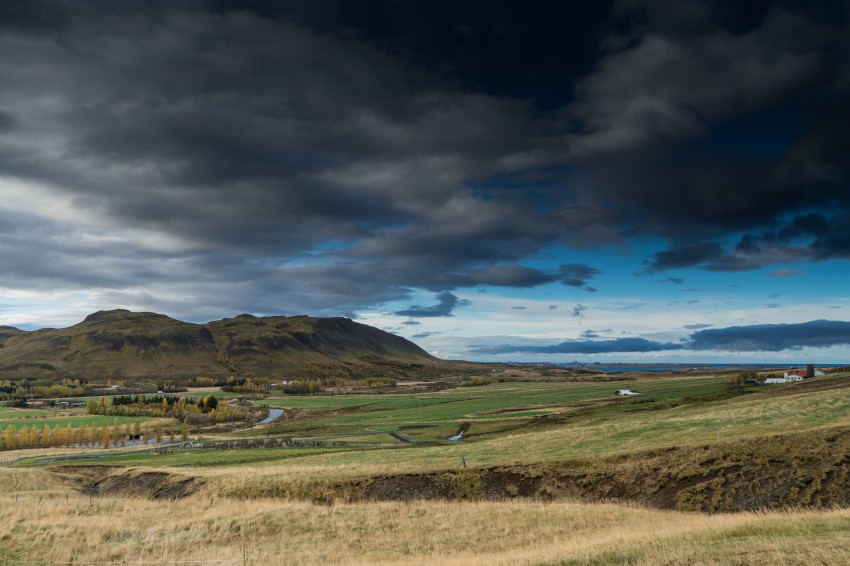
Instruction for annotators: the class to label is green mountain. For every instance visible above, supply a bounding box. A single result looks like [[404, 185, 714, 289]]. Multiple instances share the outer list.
[[0, 309, 440, 381]]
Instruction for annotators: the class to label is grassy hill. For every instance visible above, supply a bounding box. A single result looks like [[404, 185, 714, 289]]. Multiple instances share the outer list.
[[0, 309, 441, 381]]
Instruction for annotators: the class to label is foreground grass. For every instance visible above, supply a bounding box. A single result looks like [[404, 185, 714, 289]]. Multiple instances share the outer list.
[[2, 486, 850, 565]]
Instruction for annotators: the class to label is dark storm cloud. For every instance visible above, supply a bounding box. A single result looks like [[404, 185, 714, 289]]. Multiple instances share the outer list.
[[731, 212, 850, 267], [0, 0, 69, 33], [394, 292, 469, 318], [644, 242, 724, 272], [562, 0, 850, 270], [0, 1, 571, 315], [473, 337, 684, 355], [468, 264, 556, 288], [1, 0, 849, 321], [688, 320, 850, 352], [481, 319, 850, 355], [558, 263, 601, 291], [0, 111, 14, 131]]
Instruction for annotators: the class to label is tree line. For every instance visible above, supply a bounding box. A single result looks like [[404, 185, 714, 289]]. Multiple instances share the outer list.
[[0, 418, 188, 451]]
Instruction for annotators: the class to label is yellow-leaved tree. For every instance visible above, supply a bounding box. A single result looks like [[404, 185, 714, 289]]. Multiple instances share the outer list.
[[3, 426, 15, 450], [112, 418, 121, 446]]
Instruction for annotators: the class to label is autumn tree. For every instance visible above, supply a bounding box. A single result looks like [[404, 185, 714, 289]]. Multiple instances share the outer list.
[[100, 424, 111, 448], [18, 427, 29, 449], [86, 424, 98, 447], [112, 418, 121, 446], [3, 426, 15, 450]]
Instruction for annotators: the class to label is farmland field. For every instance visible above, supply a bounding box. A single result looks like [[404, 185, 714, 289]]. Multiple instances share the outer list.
[[0, 413, 152, 431], [3, 369, 850, 564]]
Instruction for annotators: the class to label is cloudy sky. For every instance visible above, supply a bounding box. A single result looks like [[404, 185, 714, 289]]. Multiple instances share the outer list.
[[2, 0, 850, 362]]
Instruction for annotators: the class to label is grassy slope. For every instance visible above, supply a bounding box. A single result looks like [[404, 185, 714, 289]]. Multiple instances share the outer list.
[[5, 373, 850, 564], [0, 310, 222, 380], [207, 313, 441, 379], [0, 310, 444, 381]]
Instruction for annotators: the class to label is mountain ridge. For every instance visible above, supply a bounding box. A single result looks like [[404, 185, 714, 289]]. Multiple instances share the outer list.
[[0, 309, 441, 382]]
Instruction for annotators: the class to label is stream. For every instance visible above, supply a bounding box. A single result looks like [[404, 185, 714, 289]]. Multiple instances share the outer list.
[[258, 408, 285, 425]]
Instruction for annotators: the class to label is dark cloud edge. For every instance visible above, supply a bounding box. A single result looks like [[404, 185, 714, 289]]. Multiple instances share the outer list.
[[471, 319, 850, 354]]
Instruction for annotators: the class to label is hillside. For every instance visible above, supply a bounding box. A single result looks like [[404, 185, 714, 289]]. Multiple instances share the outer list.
[[0, 309, 440, 381]]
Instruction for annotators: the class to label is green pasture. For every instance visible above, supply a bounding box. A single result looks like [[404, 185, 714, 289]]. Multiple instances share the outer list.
[[247, 376, 850, 474], [17, 446, 365, 468], [17, 372, 850, 478], [0, 408, 71, 419], [256, 376, 728, 438], [0, 414, 152, 431]]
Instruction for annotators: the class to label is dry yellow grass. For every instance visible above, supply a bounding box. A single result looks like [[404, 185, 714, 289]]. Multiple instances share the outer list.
[[3, 478, 850, 566]]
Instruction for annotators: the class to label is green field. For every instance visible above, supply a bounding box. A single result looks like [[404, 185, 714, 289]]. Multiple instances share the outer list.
[[4, 370, 850, 565], [53, 372, 841, 478], [0, 412, 152, 430], [256, 375, 729, 440], [6, 372, 811, 471], [0, 406, 153, 435], [0, 407, 79, 419]]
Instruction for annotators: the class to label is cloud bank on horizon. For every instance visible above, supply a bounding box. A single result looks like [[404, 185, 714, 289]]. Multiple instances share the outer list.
[[1, 0, 849, 360], [474, 320, 850, 355]]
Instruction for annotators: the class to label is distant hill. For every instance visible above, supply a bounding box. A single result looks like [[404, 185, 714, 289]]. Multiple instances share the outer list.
[[0, 309, 442, 381]]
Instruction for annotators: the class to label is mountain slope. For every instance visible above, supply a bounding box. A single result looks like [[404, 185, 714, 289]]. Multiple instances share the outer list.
[[0, 310, 439, 381]]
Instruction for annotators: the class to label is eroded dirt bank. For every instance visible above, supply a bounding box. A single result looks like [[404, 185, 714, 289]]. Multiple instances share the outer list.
[[55, 426, 850, 513], [56, 465, 205, 499]]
